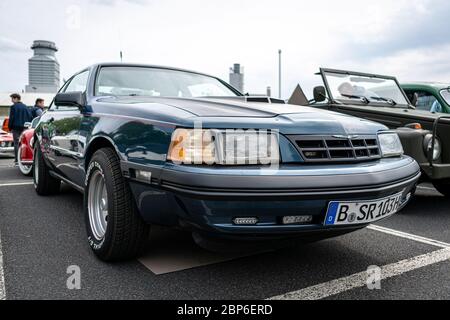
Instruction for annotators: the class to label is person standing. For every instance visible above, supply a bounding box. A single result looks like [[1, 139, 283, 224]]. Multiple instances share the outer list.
[[8, 93, 32, 165], [30, 98, 45, 118]]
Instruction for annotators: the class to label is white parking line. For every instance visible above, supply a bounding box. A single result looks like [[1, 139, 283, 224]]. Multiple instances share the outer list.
[[417, 186, 438, 192], [0, 182, 34, 188], [368, 225, 450, 249], [269, 225, 450, 300], [0, 231, 6, 300], [268, 248, 450, 300]]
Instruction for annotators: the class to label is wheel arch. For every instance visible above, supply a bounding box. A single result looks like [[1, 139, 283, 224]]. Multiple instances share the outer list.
[[84, 135, 123, 170]]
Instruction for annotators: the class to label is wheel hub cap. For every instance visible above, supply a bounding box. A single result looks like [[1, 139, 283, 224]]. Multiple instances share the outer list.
[[88, 171, 108, 241]]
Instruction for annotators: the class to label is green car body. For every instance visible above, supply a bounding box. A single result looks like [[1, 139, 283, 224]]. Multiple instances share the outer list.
[[401, 83, 450, 114]]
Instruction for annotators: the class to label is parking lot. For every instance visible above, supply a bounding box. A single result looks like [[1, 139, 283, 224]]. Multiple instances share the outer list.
[[0, 155, 449, 300]]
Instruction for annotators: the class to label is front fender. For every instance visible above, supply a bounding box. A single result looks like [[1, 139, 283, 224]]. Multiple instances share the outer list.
[[80, 113, 175, 172]]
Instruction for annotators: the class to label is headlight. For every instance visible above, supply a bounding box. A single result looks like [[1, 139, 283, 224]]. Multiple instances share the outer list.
[[167, 129, 217, 164], [167, 128, 280, 165], [424, 134, 442, 161], [0, 141, 5, 147], [378, 132, 404, 157]]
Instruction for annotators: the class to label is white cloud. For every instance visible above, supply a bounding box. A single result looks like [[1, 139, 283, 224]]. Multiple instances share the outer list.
[[90, 0, 148, 5], [0, 36, 28, 52], [0, 0, 449, 96], [354, 44, 450, 83]]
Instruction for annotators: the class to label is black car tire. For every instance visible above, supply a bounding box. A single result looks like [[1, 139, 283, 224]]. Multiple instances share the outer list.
[[33, 144, 61, 195], [84, 148, 150, 261], [433, 180, 450, 197]]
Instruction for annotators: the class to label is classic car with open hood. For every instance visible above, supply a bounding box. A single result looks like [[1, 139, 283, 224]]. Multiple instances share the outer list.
[[33, 63, 420, 261], [303, 68, 450, 197]]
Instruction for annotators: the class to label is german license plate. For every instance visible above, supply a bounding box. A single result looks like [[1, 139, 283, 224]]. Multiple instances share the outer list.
[[324, 192, 403, 226]]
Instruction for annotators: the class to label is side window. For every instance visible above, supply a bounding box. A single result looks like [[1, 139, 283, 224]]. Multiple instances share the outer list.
[[52, 71, 89, 111], [48, 80, 70, 111], [64, 71, 89, 93], [414, 91, 441, 112]]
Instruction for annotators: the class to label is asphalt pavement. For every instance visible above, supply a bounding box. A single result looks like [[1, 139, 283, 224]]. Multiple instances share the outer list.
[[0, 156, 449, 300]]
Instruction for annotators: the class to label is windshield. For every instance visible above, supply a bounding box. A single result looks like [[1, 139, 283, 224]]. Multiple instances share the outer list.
[[95, 66, 239, 98], [440, 89, 450, 105], [323, 71, 409, 106], [31, 117, 40, 128]]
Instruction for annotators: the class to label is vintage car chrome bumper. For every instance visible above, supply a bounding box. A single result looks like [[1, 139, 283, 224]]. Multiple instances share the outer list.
[[0, 146, 14, 154], [123, 156, 420, 238]]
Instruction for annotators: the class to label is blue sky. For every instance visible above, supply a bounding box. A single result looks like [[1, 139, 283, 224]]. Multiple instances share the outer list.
[[1, 0, 450, 98]]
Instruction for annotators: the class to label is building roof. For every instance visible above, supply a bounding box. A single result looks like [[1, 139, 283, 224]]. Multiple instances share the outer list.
[[31, 40, 58, 51]]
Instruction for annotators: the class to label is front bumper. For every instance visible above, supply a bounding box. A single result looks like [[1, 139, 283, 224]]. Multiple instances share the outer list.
[[124, 156, 420, 239], [0, 146, 14, 154], [420, 163, 450, 180]]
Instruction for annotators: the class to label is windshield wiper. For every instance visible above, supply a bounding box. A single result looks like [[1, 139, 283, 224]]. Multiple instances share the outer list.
[[341, 94, 370, 104], [369, 96, 397, 106]]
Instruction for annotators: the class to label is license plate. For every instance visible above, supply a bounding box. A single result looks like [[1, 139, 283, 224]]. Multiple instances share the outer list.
[[324, 192, 403, 226]]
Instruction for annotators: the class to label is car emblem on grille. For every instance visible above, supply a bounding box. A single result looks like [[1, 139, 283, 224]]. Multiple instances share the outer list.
[[332, 135, 359, 139]]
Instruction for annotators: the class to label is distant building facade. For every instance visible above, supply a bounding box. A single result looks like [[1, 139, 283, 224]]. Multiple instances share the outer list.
[[25, 40, 60, 93], [229, 63, 244, 93]]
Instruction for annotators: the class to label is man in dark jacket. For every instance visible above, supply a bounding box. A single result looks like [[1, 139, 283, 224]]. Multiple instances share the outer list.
[[8, 93, 32, 165]]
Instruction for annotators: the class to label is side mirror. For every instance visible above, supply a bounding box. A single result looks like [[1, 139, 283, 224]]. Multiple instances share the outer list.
[[410, 92, 419, 107], [54, 92, 85, 110], [313, 86, 327, 102], [24, 122, 32, 129]]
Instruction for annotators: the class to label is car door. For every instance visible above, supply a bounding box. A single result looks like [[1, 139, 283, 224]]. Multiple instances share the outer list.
[[42, 70, 89, 182]]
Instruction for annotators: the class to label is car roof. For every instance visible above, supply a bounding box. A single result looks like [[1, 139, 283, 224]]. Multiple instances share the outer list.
[[401, 82, 450, 90], [88, 62, 219, 79]]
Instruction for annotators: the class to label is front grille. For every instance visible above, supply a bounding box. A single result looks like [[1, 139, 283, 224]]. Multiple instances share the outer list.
[[0, 141, 13, 148], [289, 135, 381, 163]]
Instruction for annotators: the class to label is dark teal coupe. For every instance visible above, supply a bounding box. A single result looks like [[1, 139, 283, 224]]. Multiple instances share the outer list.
[[33, 63, 420, 261]]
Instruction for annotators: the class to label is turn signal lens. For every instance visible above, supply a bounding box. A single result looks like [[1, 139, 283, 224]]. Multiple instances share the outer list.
[[405, 123, 422, 130], [167, 129, 216, 165], [135, 170, 152, 183]]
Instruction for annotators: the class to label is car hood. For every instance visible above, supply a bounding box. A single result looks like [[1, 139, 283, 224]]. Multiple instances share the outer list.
[[96, 96, 387, 134], [99, 96, 307, 118]]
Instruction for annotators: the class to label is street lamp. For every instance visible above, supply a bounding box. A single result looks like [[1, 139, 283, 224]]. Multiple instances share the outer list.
[[278, 49, 282, 99]]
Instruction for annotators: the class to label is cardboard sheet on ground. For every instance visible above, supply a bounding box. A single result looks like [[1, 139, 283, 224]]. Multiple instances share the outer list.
[[139, 227, 264, 275]]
